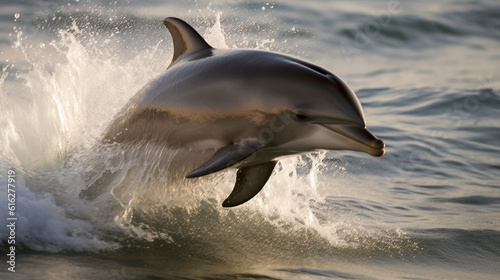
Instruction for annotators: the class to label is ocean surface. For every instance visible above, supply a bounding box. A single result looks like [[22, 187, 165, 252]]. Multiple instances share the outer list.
[[1, 0, 499, 279]]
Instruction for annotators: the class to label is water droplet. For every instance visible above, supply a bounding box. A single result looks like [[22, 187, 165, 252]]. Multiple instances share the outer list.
[[262, 6, 266, 11]]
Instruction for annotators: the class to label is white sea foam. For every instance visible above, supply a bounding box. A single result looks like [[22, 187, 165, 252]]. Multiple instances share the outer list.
[[0, 177, 113, 252]]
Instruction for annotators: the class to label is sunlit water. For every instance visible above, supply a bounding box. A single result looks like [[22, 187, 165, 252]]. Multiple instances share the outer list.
[[0, 0, 499, 279]]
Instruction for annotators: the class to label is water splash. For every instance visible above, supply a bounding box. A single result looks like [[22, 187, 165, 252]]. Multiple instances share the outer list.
[[203, 12, 228, 48], [0, 11, 170, 251]]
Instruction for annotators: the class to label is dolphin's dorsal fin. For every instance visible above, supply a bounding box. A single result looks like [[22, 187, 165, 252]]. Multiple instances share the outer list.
[[163, 17, 212, 66]]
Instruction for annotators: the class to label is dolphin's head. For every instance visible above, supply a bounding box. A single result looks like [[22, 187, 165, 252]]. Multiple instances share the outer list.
[[253, 54, 385, 157]]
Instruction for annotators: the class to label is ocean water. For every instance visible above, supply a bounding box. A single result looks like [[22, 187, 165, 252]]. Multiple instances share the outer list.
[[0, 0, 499, 279]]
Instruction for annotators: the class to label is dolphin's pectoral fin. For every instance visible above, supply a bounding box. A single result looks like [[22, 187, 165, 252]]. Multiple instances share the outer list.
[[186, 140, 264, 178], [163, 17, 213, 66], [223, 161, 277, 207]]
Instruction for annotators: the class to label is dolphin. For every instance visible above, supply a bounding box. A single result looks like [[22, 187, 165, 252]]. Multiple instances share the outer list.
[[103, 17, 385, 207]]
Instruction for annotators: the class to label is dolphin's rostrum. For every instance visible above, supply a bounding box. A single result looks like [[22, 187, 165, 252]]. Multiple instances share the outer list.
[[103, 17, 385, 207]]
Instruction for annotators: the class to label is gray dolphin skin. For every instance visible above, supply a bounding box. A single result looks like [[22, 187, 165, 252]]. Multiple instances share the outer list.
[[103, 17, 385, 207]]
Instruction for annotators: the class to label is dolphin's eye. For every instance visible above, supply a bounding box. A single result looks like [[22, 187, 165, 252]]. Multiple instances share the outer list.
[[294, 113, 309, 121]]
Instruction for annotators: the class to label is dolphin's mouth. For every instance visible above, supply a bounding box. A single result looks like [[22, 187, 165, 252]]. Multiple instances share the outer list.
[[320, 124, 385, 157]]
